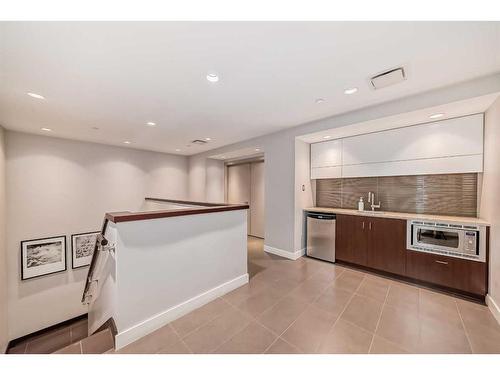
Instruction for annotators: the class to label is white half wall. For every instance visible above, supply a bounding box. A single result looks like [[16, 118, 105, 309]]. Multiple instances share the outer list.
[[5, 131, 189, 340], [111, 210, 248, 349], [0, 126, 7, 353], [480, 96, 500, 323]]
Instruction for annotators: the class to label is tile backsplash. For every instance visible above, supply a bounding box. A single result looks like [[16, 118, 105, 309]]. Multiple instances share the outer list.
[[316, 173, 478, 217]]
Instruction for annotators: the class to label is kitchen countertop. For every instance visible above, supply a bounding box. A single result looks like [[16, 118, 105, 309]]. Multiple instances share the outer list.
[[304, 207, 489, 226]]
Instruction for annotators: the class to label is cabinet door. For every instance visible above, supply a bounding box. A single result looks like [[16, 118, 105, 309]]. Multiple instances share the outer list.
[[335, 214, 368, 266], [335, 214, 352, 263], [368, 217, 406, 276], [311, 166, 342, 179], [351, 216, 368, 266], [311, 140, 342, 168]]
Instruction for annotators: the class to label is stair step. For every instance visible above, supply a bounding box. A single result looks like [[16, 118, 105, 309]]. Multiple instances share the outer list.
[[53, 328, 114, 354]]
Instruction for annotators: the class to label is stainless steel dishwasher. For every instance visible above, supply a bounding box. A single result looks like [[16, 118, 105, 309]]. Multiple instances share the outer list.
[[306, 212, 336, 262]]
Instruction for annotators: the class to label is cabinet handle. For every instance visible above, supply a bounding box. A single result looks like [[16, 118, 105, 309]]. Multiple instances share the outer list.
[[435, 260, 449, 265], [362, 221, 365, 230], [369, 222, 372, 230]]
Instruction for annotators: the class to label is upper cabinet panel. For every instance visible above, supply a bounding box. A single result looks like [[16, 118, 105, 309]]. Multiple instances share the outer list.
[[311, 139, 342, 168], [342, 114, 484, 166], [309, 114, 484, 179]]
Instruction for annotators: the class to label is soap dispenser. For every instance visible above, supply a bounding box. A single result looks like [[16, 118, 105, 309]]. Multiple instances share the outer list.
[[358, 197, 364, 211]]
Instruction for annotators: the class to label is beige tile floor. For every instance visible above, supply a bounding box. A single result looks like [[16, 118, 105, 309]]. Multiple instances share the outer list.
[[114, 237, 500, 354]]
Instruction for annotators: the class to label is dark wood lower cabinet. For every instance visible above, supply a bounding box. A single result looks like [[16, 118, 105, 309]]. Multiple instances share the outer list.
[[335, 214, 368, 266], [334, 213, 488, 299], [335, 214, 406, 275], [368, 217, 406, 276], [406, 250, 487, 296]]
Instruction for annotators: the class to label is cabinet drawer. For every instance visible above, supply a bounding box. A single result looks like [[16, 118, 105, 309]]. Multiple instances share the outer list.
[[406, 250, 487, 296]]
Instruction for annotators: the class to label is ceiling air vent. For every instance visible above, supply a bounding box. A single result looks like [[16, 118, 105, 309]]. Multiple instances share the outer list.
[[370, 67, 406, 90], [191, 139, 208, 145]]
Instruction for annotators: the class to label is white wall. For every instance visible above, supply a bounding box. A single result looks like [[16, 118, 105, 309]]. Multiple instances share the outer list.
[[188, 155, 225, 203], [480, 96, 500, 320], [6, 131, 189, 339], [189, 73, 500, 256], [294, 139, 314, 253], [0, 126, 7, 353]]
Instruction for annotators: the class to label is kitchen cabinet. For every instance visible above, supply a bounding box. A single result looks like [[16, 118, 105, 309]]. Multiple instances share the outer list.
[[311, 139, 342, 168], [335, 214, 368, 266], [334, 212, 487, 298], [311, 139, 342, 179], [342, 114, 483, 167], [335, 214, 406, 275], [368, 217, 406, 275], [406, 251, 487, 296], [310, 113, 484, 179]]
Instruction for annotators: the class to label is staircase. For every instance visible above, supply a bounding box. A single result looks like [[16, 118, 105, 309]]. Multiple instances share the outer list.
[[54, 328, 114, 354], [7, 317, 114, 354]]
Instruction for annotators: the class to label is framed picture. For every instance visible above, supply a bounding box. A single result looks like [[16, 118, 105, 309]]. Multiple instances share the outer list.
[[21, 236, 67, 280], [71, 231, 100, 269]]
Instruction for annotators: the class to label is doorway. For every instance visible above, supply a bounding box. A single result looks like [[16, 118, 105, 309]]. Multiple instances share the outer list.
[[226, 159, 264, 238]]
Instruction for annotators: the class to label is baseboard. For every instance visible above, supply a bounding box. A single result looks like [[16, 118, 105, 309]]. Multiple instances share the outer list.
[[264, 245, 305, 260], [114, 273, 249, 350], [486, 294, 500, 325]]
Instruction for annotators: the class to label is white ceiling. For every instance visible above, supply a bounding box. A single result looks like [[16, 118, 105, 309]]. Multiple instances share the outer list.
[[1, 22, 499, 155]]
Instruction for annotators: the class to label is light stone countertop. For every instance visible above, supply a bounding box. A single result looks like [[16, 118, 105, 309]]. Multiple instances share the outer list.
[[304, 207, 489, 226]]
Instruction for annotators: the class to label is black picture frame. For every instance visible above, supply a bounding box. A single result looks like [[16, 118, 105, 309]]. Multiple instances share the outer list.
[[71, 231, 100, 269], [20, 235, 67, 280]]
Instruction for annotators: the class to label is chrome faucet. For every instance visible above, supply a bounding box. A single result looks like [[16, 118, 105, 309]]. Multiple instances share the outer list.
[[368, 191, 381, 211]]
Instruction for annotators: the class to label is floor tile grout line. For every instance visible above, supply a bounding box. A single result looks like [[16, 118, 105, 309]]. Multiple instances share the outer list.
[[274, 266, 349, 353], [168, 322, 194, 354], [314, 273, 367, 353], [239, 263, 341, 353], [176, 297, 234, 341], [455, 299, 474, 354], [225, 260, 333, 325], [367, 281, 391, 354], [209, 319, 253, 354]]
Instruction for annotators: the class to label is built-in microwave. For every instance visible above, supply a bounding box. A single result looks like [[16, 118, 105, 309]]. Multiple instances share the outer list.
[[407, 220, 486, 262]]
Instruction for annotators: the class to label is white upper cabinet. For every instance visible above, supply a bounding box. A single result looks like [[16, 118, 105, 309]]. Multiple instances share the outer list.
[[342, 114, 483, 166], [310, 114, 484, 179], [311, 139, 342, 168], [310, 139, 342, 179]]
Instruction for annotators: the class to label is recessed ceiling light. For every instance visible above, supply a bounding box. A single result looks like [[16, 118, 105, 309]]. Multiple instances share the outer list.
[[205, 137, 211, 141], [206, 73, 219, 83], [255, 148, 261, 151], [146, 122, 156, 127], [344, 87, 358, 95], [323, 135, 331, 139], [315, 98, 325, 104], [123, 141, 131, 144], [175, 149, 181, 152], [40, 127, 52, 132], [429, 113, 444, 119], [28, 92, 45, 99]]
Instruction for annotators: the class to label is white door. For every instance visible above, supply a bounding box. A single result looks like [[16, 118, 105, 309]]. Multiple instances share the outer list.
[[250, 161, 265, 238], [227, 164, 251, 234]]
